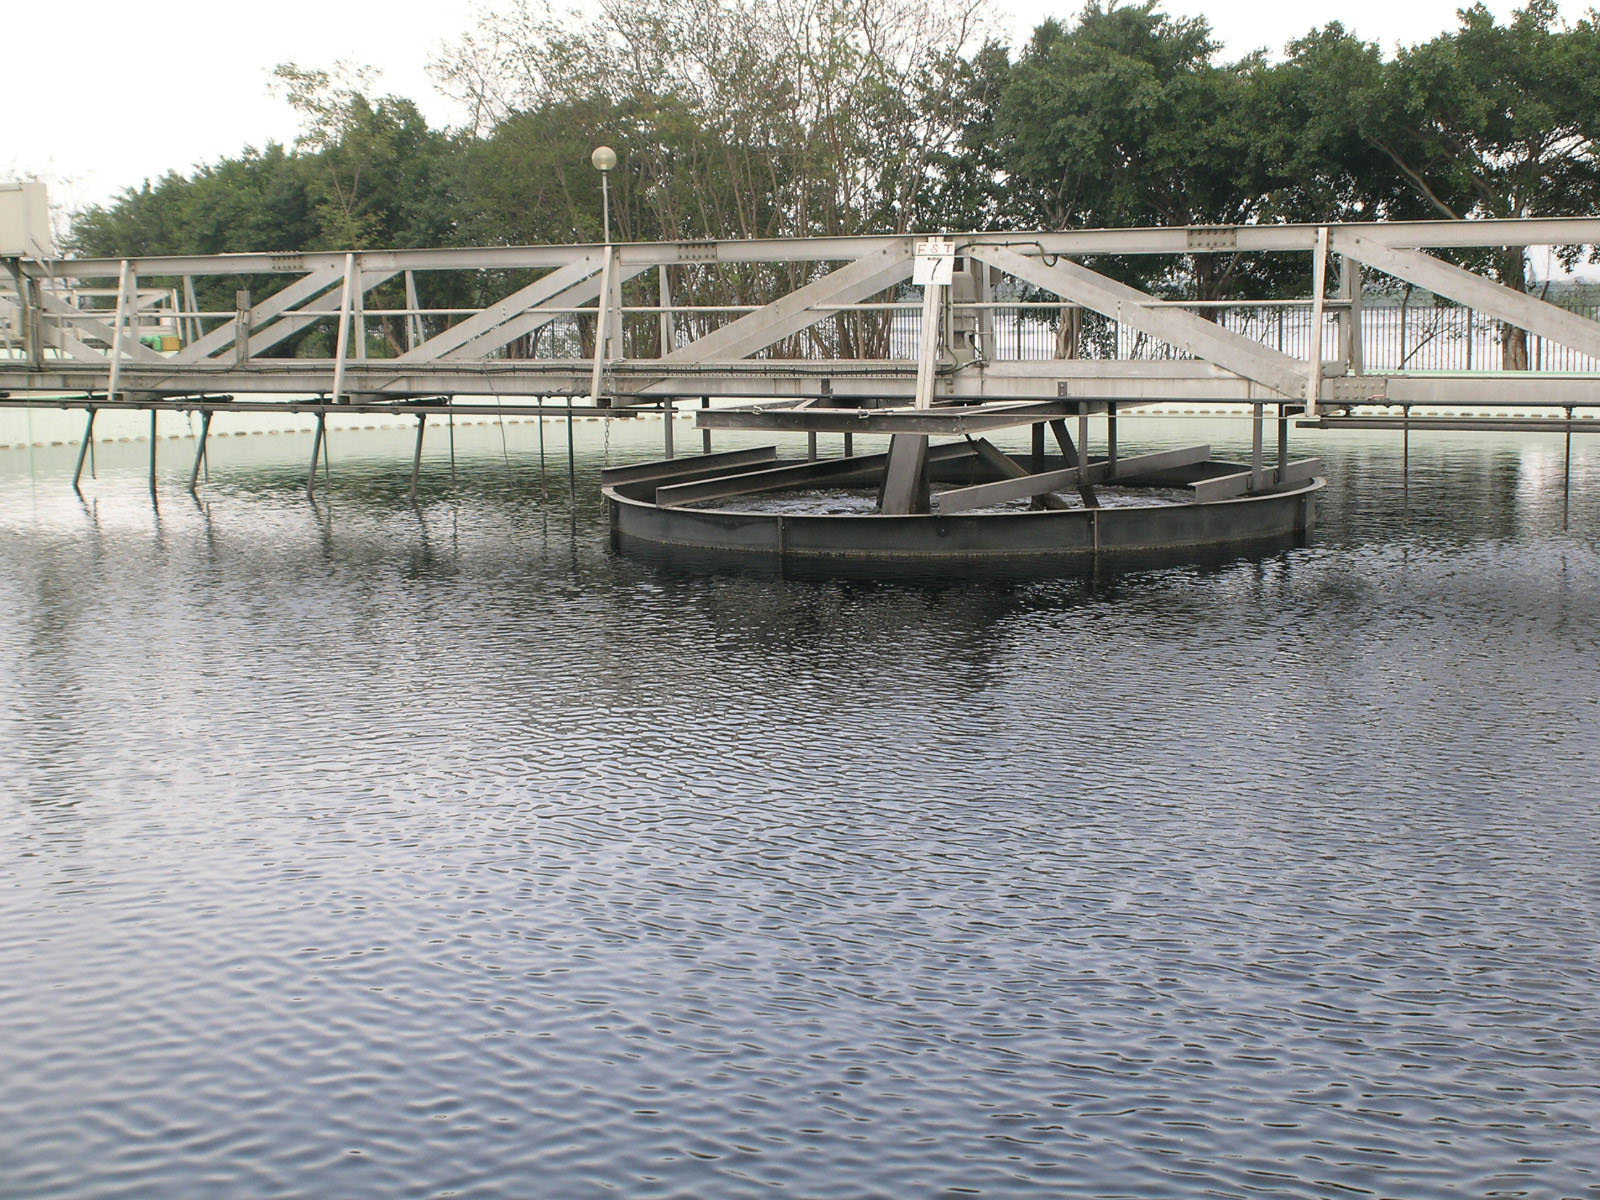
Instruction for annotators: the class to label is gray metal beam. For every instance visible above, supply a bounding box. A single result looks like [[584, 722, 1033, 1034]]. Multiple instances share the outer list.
[[971, 243, 1307, 399], [38, 217, 1600, 279], [1336, 230, 1600, 361], [652, 244, 914, 373], [654, 441, 976, 507], [172, 262, 346, 363], [396, 253, 603, 363]]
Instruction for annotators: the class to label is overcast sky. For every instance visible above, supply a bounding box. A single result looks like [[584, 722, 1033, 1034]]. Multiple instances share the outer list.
[[4, 0, 1587, 217]]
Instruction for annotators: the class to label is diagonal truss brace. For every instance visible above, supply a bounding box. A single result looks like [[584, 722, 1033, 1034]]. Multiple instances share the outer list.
[[970, 243, 1308, 399], [1335, 229, 1600, 361], [655, 243, 915, 369], [442, 260, 651, 361], [396, 253, 606, 363], [172, 262, 348, 364], [37, 291, 166, 364]]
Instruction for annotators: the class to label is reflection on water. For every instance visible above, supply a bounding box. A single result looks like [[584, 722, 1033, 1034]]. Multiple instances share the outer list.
[[1, 416, 1598, 1199]]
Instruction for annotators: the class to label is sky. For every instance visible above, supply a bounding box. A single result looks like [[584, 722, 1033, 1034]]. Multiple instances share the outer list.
[[3, 0, 1589, 222]]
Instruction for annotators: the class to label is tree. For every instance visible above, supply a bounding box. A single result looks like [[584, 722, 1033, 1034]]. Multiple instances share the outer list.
[[1281, 2, 1600, 365]]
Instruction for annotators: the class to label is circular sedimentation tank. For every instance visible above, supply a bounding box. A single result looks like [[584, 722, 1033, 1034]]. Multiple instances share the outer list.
[[604, 443, 1326, 575]]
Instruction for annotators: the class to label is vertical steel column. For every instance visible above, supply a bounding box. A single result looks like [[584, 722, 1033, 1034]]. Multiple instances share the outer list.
[[410, 413, 428, 499], [107, 260, 133, 403], [588, 250, 615, 408], [331, 253, 356, 404], [148, 409, 158, 491], [307, 411, 327, 496], [1031, 422, 1046, 472], [1305, 226, 1330, 417], [1276, 403, 1289, 485], [72, 408, 97, 489], [1338, 256, 1364, 375], [1402, 405, 1411, 497], [353, 268, 367, 362], [701, 395, 711, 454], [657, 265, 673, 355], [1250, 403, 1265, 491], [182, 276, 201, 345], [188, 410, 213, 492], [1106, 402, 1118, 472], [663, 404, 675, 459], [404, 271, 422, 351], [1563, 406, 1573, 531]]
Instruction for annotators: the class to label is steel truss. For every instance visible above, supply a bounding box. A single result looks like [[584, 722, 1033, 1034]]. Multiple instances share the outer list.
[[4, 218, 1600, 418]]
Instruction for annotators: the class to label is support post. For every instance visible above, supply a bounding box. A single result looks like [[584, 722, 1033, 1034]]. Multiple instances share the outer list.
[[331, 253, 356, 404], [1563, 406, 1573, 531], [913, 276, 944, 409], [233, 289, 252, 366], [410, 413, 427, 499], [1106, 402, 1119, 472], [1338, 256, 1363, 375], [148, 408, 158, 491], [1251, 403, 1265, 491], [663, 404, 675, 459], [589, 249, 615, 407], [807, 432, 817, 461], [1306, 226, 1330, 416], [1047, 418, 1099, 508], [975, 259, 996, 361], [657, 265, 673, 355], [1031, 422, 1046, 473], [1276, 403, 1289, 485], [879, 434, 930, 515], [701, 395, 711, 454], [404, 270, 422, 351], [188, 409, 212, 493], [107, 260, 133, 403], [182, 275, 201, 345], [308, 411, 326, 496], [72, 409, 97, 490]]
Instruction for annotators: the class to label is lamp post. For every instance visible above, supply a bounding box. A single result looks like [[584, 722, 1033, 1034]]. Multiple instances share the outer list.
[[590, 145, 617, 244]]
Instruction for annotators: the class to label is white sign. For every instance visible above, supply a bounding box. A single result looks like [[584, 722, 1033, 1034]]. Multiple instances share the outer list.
[[913, 237, 955, 287]]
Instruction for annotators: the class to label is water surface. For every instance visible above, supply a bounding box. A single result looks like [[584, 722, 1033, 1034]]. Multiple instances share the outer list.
[[1, 415, 1597, 1198]]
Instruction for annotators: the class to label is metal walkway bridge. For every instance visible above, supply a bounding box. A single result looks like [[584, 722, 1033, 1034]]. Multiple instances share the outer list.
[[3, 216, 1598, 500]]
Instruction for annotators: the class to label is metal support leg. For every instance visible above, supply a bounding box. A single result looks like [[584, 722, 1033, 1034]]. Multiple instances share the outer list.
[[1402, 405, 1411, 497], [1049, 418, 1099, 508], [567, 405, 576, 494], [879, 434, 930, 515], [1106, 403, 1118, 472], [663, 404, 675, 459], [807, 432, 817, 462], [844, 432, 854, 458], [72, 408, 97, 491], [701, 395, 711, 454], [1031, 422, 1046, 473], [188, 410, 212, 493], [1276, 404, 1289, 485], [1078, 408, 1095, 506], [409, 413, 427, 499], [1250, 403, 1265, 492], [149, 409, 158, 492], [308, 412, 326, 496], [1564, 406, 1573, 531]]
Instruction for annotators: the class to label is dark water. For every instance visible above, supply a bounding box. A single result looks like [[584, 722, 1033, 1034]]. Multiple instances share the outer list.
[[2, 417, 1598, 1199]]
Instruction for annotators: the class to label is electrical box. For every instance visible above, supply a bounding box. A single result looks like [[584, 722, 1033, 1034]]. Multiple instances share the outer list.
[[0, 181, 53, 258]]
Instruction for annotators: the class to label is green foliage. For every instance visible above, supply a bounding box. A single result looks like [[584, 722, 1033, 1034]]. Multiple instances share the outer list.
[[62, 0, 1600, 330]]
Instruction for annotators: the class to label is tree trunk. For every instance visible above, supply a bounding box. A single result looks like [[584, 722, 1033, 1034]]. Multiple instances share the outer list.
[[1500, 248, 1529, 371], [1054, 307, 1081, 359]]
